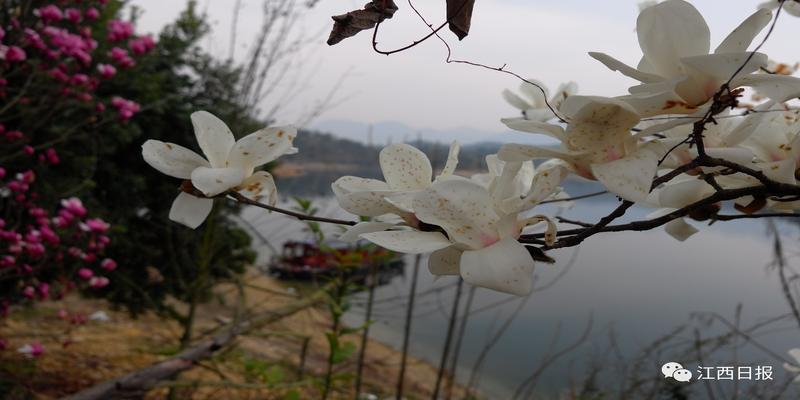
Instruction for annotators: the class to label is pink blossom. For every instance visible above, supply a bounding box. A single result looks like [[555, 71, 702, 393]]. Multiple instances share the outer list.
[[38, 283, 50, 299], [71, 74, 90, 86], [40, 227, 59, 245], [85, 7, 100, 21], [77, 268, 93, 280], [0, 167, 6, 179], [23, 146, 34, 155], [109, 47, 134, 68], [96, 63, 116, 79], [110, 96, 140, 121], [100, 258, 116, 271], [37, 5, 63, 23], [45, 148, 60, 165], [49, 68, 70, 83], [107, 20, 134, 42], [3, 46, 27, 62], [82, 252, 96, 263], [65, 8, 82, 24], [26, 242, 45, 258], [61, 197, 87, 217], [22, 286, 35, 299], [0, 256, 15, 269], [0, 26, 5, 41], [129, 35, 155, 55], [83, 218, 110, 233], [24, 29, 46, 50], [89, 276, 109, 289]]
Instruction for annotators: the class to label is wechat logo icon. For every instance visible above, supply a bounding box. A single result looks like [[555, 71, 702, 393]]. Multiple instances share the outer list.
[[662, 362, 692, 382]]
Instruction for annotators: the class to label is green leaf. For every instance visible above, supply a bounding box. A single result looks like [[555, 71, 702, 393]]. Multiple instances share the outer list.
[[332, 341, 357, 364], [282, 390, 301, 400], [265, 365, 285, 386]]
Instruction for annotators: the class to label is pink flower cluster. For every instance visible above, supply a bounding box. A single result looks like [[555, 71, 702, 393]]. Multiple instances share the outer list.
[[111, 96, 141, 121], [0, 170, 117, 311], [0, 2, 155, 117]]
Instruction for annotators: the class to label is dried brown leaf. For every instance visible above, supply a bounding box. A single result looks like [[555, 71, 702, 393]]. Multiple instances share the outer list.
[[446, 0, 475, 40], [327, 0, 399, 46]]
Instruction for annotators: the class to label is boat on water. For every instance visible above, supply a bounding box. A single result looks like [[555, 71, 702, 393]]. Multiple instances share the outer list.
[[267, 240, 405, 283]]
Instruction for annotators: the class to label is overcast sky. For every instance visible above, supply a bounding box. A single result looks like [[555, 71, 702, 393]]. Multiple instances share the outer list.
[[128, 0, 800, 134]]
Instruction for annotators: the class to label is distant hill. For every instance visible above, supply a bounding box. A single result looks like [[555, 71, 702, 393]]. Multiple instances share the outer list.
[[291, 130, 498, 172], [309, 119, 558, 147]]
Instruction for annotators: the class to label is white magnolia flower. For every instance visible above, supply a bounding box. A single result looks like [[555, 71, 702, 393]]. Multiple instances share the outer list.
[[142, 111, 296, 228], [759, 0, 800, 17], [352, 160, 567, 296], [332, 142, 459, 218], [591, 0, 800, 116], [499, 95, 666, 203], [502, 79, 577, 122], [784, 348, 800, 382]]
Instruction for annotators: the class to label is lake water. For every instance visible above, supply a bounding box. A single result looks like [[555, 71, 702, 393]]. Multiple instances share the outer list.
[[244, 178, 800, 399]]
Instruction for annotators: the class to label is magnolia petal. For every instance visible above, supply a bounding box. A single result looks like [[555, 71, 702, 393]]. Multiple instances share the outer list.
[[379, 144, 433, 191], [429, 246, 462, 276], [339, 222, 396, 243], [169, 192, 213, 229], [636, 0, 711, 78], [460, 238, 535, 296], [563, 96, 640, 129], [715, 8, 772, 54], [360, 230, 452, 254], [236, 171, 277, 205], [591, 147, 659, 203], [490, 161, 524, 213], [497, 143, 581, 163], [190, 167, 245, 197], [658, 179, 715, 208], [724, 108, 771, 146], [588, 52, 663, 83], [331, 176, 397, 217], [412, 179, 500, 250], [521, 215, 558, 246], [502, 89, 531, 111], [501, 117, 566, 140], [790, 348, 800, 364], [733, 74, 800, 103], [517, 160, 570, 211], [518, 78, 548, 109], [784, 362, 800, 375], [695, 147, 754, 166], [664, 217, 699, 241], [524, 108, 556, 123], [227, 126, 296, 174], [440, 141, 461, 177], [191, 111, 236, 168], [141, 140, 209, 179], [618, 91, 698, 117], [383, 191, 416, 213], [758, 159, 797, 184], [678, 53, 767, 103]]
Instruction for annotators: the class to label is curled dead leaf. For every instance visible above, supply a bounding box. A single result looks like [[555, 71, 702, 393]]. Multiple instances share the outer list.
[[447, 0, 475, 40], [327, 0, 399, 46]]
